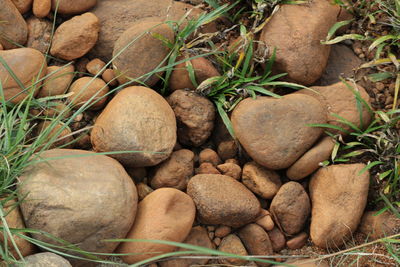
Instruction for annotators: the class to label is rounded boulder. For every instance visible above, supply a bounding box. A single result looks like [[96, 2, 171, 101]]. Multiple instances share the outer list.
[[0, 0, 28, 49]]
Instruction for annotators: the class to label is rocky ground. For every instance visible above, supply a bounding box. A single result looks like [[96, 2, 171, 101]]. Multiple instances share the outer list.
[[0, 0, 399, 266]]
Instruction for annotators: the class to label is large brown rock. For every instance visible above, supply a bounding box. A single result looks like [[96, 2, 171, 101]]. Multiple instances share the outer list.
[[159, 226, 214, 267], [0, 0, 28, 49], [167, 90, 215, 147], [150, 149, 195, 190], [0, 48, 47, 104], [91, 86, 176, 167], [297, 82, 372, 135], [187, 174, 261, 227], [231, 94, 326, 170], [259, 0, 340, 85], [242, 161, 282, 199], [358, 211, 400, 240], [20, 253, 71, 267], [117, 188, 196, 264], [11, 0, 33, 14], [51, 0, 97, 15], [50, 12, 99, 61], [310, 164, 370, 248], [270, 182, 311, 235], [18, 149, 137, 261], [113, 19, 174, 87], [26, 16, 52, 54]]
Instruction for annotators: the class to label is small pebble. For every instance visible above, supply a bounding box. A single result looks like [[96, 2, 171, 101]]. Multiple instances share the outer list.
[[286, 232, 308, 250], [215, 225, 231, 238], [102, 69, 118, 86], [199, 148, 221, 166], [33, 0, 51, 18], [214, 237, 221, 246], [86, 58, 106, 76], [195, 162, 220, 175], [256, 214, 275, 231]]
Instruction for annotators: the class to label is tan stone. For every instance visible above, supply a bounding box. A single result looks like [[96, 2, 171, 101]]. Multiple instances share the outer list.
[[218, 234, 248, 266], [67, 77, 109, 110], [195, 162, 221, 175], [217, 162, 241, 180], [51, 0, 97, 15], [33, 0, 51, 18], [199, 148, 221, 166], [11, 0, 33, 14], [38, 65, 75, 97], [21, 252, 72, 266], [36, 121, 73, 148], [101, 69, 118, 86], [26, 16, 52, 54], [86, 58, 106, 76], [0, 0, 28, 49], [215, 225, 231, 238], [267, 227, 286, 252], [286, 232, 308, 250], [358, 211, 400, 240]]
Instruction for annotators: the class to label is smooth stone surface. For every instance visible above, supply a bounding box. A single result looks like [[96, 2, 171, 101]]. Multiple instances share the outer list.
[[218, 234, 248, 266], [67, 77, 109, 110], [38, 65, 75, 97], [358, 211, 400, 240], [51, 0, 97, 15], [0, 0, 28, 49], [19, 252, 71, 267]]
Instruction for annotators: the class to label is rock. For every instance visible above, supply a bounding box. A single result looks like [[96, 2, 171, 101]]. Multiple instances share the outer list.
[[50, 12, 99, 60], [20, 252, 71, 267], [297, 82, 372, 135], [136, 183, 154, 201], [317, 44, 363, 86], [18, 149, 137, 261], [86, 58, 106, 76], [37, 65, 75, 97], [91, 86, 176, 167], [117, 188, 195, 264], [167, 90, 215, 146], [126, 167, 147, 183], [309, 164, 369, 248], [286, 232, 308, 250], [216, 162, 241, 180], [150, 149, 194, 190], [26, 16, 52, 53], [215, 226, 231, 238], [256, 212, 275, 232], [11, 0, 33, 14], [36, 121, 73, 148], [0, 198, 36, 258], [358, 211, 400, 240], [217, 140, 238, 160], [267, 227, 286, 252], [0, 48, 47, 103], [199, 148, 221, 166], [169, 55, 220, 91], [238, 224, 273, 267], [270, 182, 310, 235], [102, 69, 118, 86], [159, 226, 214, 267], [0, 0, 28, 49], [187, 174, 261, 227], [0, 44, 3, 50], [42, 101, 72, 118], [242, 161, 282, 199], [195, 162, 221, 175], [112, 19, 174, 87], [231, 94, 326, 170], [218, 234, 248, 266], [33, 0, 51, 18], [67, 77, 109, 110], [51, 0, 97, 15], [259, 0, 340, 85], [286, 137, 335, 180], [274, 259, 329, 267]]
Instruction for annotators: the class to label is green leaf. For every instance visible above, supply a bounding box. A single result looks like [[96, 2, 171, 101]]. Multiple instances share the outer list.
[[325, 19, 354, 41], [245, 85, 282, 98], [368, 72, 394, 82], [216, 100, 236, 139], [379, 170, 393, 180], [321, 34, 367, 45], [185, 60, 198, 88], [331, 142, 340, 161], [369, 35, 398, 51], [264, 47, 276, 73], [359, 161, 384, 174]]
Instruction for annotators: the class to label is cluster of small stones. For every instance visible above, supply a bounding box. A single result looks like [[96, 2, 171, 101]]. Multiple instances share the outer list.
[[1, 0, 399, 266]]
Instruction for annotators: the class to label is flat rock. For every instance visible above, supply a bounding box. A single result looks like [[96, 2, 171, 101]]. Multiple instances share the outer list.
[[231, 94, 326, 170], [309, 164, 369, 248], [0, 0, 28, 49]]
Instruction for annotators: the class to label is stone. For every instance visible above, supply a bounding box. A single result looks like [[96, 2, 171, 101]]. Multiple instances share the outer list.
[[102, 69, 118, 86], [287, 137, 335, 180], [112, 19, 174, 87], [297, 82, 371, 135], [195, 162, 220, 175], [150, 149, 194, 190], [217, 140, 238, 160], [218, 234, 248, 266], [51, 0, 97, 15], [267, 227, 286, 252], [256, 212, 275, 232], [286, 232, 308, 250], [37, 65, 75, 97], [26, 16, 52, 54], [169, 55, 220, 91], [274, 259, 329, 267], [167, 90, 215, 146], [231, 94, 326, 170], [187, 174, 261, 227], [50, 12, 99, 61], [198, 148, 221, 166], [159, 226, 214, 267], [86, 58, 106, 76], [0, 48, 47, 104], [18, 149, 137, 261], [0, 0, 28, 49], [117, 188, 195, 264], [215, 226, 231, 238], [42, 101, 72, 118], [309, 164, 370, 248], [11, 0, 33, 14], [36, 121, 73, 148], [317, 44, 363, 86], [259, 0, 340, 85], [216, 162, 241, 180], [20, 252, 71, 267], [242, 161, 282, 199], [91, 86, 176, 167], [126, 167, 147, 183], [238, 224, 273, 267], [67, 77, 109, 110], [358, 211, 400, 240], [270, 182, 310, 235], [136, 183, 154, 201], [33, 0, 51, 18]]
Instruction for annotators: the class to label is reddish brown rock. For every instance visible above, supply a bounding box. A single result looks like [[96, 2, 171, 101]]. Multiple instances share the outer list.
[[117, 188, 195, 264], [187, 174, 261, 227], [358, 211, 400, 240], [286, 232, 308, 250], [136, 183, 153, 201], [218, 234, 248, 266], [0, 0, 28, 49], [101, 69, 118, 86], [287, 137, 335, 180], [215, 226, 232, 238], [199, 148, 221, 166], [33, 0, 51, 18], [231, 94, 326, 170], [167, 90, 215, 147], [270, 182, 310, 235], [195, 162, 221, 175], [86, 58, 106, 76], [26, 16, 52, 53], [11, 0, 33, 14], [217, 162, 241, 180], [256, 212, 275, 232], [150, 149, 194, 190], [51, 0, 97, 15], [310, 164, 369, 248], [38, 65, 75, 97], [274, 259, 329, 267], [67, 77, 109, 110], [217, 140, 238, 160], [267, 227, 286, 252]]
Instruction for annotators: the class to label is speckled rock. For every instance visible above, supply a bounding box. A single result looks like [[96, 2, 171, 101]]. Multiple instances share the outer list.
[[20, 253, 71, 267], [26, 16, 52, 53]]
